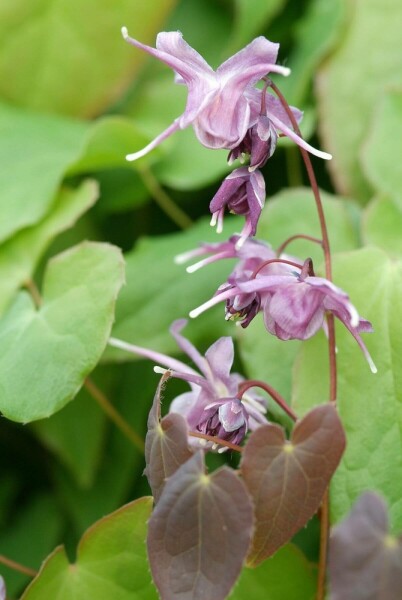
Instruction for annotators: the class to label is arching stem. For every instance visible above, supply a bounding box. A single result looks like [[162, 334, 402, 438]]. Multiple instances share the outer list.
[[237, 380, 297, 422], [276, 234, 323, 257], [269, 81, 338, 600]]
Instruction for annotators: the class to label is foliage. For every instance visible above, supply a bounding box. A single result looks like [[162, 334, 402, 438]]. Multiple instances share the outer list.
[[0, 1, 401, 599]]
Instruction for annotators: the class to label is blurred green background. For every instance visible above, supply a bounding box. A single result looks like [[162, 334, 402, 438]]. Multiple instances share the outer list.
[[0, 0, 401, 598]]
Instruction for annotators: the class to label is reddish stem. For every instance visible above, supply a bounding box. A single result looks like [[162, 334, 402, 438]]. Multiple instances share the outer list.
[[270, 81, 338, 600], [0, 554, 37, 578], [237, 380, 297, 422], [188, 431, 243, 453], [251, 258, 303, 279], [276, 234, 323, 256]]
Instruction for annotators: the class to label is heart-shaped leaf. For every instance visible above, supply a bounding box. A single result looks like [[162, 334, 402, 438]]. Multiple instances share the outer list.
[[145, 371, 193, 503], [0, 242, 124, 422], [329, 492, 402, 600], [21, 497, 158, 600], [241, 403, 345, 566], [148, 452, 254, 600]]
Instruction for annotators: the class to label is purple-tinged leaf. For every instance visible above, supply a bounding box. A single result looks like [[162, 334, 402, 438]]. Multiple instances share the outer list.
[[148, 451, 254, 600], [145, 371, 193, 503], [241, 403, 345, 566], [328, 492, 402, 600]]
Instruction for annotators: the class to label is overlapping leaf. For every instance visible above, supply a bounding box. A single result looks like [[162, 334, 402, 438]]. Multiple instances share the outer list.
[[228, 544, 316, 600], [361, 91, 402, 206], [363, 194, 402, 258], [0, 103, 89, 242], [145, 371, 193, 503], [241, 404, 345, 567], [0, 180, 98, 316], [0, 242, 125, 422], [21, 498, 158, 600], [317, 0, 402, 200], [148, 452, 254, 600], [0, 0, 177, 117], [328, 492, 402, 599]]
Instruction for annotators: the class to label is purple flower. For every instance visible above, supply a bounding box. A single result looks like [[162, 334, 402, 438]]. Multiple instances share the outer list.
[[190, 259, 376, 373], [0, 576, 5, 600], [209, 167, 266, 246], [109, 319, 268, 448], [121, 28, 331, 161]]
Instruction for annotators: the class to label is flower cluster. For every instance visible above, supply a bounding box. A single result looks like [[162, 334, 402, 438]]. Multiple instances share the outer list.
[[109, 320, 268, 449], [122, 27, 331, 244], [119, 27, 376, 454]]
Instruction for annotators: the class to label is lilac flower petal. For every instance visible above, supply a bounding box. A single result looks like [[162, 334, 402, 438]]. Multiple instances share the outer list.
[[268, 112, 332, 160], [237, 275, 300, 295], [205, 337, 234, 384], [108, 336, 198, 377], [306, 276, 360, 328], [126, 120, 181, 161], [169, 391, 199, 418], [217, 37, 283, 83], [190, 286, 243, 319], [219, 401, 246, 432], [339, 317, 377, 374], [267, 284, 325, 339], [170, 320, 211, 378]]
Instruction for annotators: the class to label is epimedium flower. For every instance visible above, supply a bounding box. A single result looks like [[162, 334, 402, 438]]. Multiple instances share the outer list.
[[209, 167, 265, 247], [121, 27, 331, 161], [189, 257, 377, 373], [108, 319, 268, 449]]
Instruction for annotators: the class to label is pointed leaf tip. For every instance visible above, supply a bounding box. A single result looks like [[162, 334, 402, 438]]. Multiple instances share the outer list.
[[241, 403, 345, 566]]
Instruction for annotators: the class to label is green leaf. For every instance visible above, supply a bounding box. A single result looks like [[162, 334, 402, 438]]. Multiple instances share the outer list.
[[52, 361, 152, 532], [361, 90, 402, 206], [257, 187, 360, 266], [237, 187, 359, 402], [0, 495, 62, 598], [227, 0, 286, 53], [0, 103, 89, 243], [0, 242, 125, 422], [32, 384, 107, 488], [21, 498, 158, 600], [363, 194, 402, 258], [0, 0, 177, 117], [0, 180, 98, 316], [228, 544, 316, 600], [292, 248, 402, 530], [278, 0, 346, 105], [107, 217, 239, 361], [67, 117, 151, 175], [317, 0, 402, 201]]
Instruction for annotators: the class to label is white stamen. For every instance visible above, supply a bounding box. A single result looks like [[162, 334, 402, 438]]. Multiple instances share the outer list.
[[153, 366, 168, 374], [218, 447, 227, 454], [368, 356, 378, 374], [121, 26, 129, 40], [242, 394, 266, 414], [174, 248, 203, 265], [210, 213, 217, 227], [198, 438, 207, 447], [349, 304, 360, 328], [212, 443, 219, 451], [190, 287, 239, 319]]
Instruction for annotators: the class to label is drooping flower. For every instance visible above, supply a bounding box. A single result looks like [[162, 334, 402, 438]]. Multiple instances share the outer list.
[[109, 319, 268, 448], [121, 28, 331, 161], [209, 167, 266, 246], [190, 257, 377, 373]]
